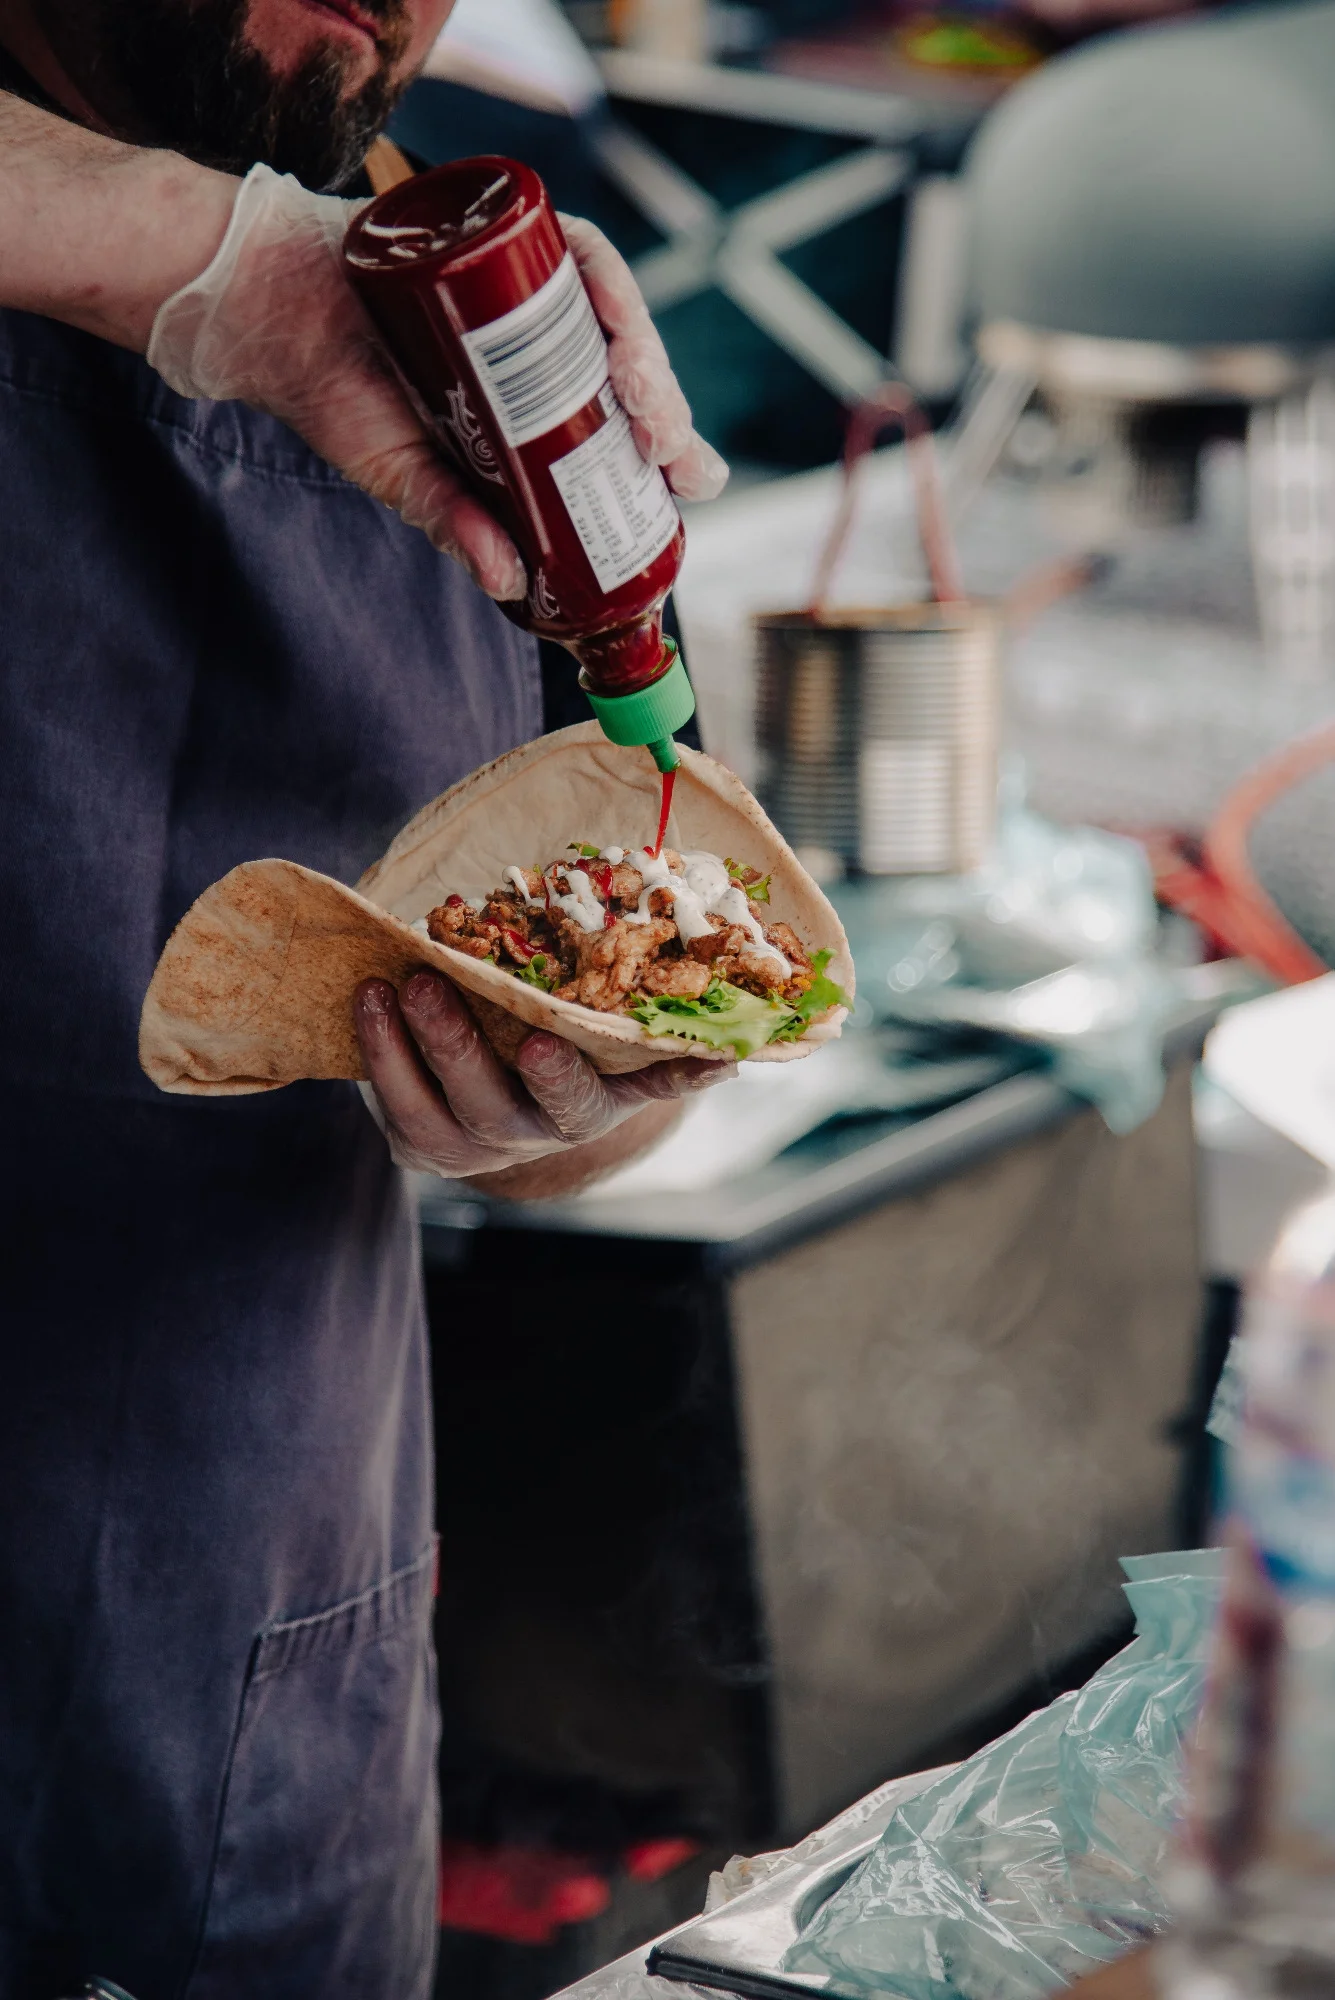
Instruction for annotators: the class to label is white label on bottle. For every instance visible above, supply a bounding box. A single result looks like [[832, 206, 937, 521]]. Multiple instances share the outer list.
[[548, 403, 679, 593], [460, 254, 610, 449]]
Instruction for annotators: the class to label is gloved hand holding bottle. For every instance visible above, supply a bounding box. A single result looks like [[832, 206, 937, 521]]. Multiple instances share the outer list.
[[148, 162, 727, 601], [0, 91, 726, 602]]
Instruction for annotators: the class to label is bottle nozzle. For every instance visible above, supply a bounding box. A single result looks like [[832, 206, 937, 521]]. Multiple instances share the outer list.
[[581, 642, 695, 759]]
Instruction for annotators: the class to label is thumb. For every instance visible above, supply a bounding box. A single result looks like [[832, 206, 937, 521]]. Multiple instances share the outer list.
[[347, 435, 528, 599]]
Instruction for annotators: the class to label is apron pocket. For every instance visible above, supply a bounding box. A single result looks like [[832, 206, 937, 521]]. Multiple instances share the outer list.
[[185, 1542, 439, 2000]]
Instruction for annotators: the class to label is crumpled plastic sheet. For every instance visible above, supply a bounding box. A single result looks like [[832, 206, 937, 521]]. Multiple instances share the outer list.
[[552, 1957, 692, 2000], [834, 770, 1189, 1134], [784, 1550, 1224, 2000], [704, 1774, 925, 1916]]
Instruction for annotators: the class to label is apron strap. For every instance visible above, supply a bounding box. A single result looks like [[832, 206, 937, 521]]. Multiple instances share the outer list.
[[365, 136, 416, 194]]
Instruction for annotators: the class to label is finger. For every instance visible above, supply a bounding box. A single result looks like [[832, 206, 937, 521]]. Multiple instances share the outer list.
[[603, 1053, 738, 1114], [558, 213, 655, 343], [440, 495, 528, 600], [627, 402, 694, 471], [513, 1030, 628, 1146], [354, 978, 476, 1171], [311, 338, 529, 598], [560, 215, 708, 473], [349, 436, 527, 598], [665, 432, 730, 503], [399, 972, 553, 1151], [610, 338, 694, 464]]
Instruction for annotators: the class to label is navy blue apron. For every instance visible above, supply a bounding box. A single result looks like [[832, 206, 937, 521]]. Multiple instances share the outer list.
[[0, 298, 542, 2000]]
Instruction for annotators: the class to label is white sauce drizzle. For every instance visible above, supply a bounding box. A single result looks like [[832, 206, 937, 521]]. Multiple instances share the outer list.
[[526, 844, 793, 978], [548, 865, 605, 934], [504, 866, 541, 906], [495, 847, 792, 977]]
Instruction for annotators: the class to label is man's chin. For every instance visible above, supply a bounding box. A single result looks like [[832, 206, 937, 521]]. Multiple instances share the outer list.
[[244, 0, 383, 92], [46, 0, 408, 189]]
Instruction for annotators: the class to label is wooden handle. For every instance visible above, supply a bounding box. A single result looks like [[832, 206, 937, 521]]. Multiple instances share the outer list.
[[365, 136, 415, 195]]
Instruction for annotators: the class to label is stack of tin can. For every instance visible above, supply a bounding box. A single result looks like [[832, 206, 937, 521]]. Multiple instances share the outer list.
[[755, 602, 999, 877], [754, 384, 999, 878]]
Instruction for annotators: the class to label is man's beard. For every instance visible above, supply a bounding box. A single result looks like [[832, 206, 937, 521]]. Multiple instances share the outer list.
[[50, 0, 413, 190]]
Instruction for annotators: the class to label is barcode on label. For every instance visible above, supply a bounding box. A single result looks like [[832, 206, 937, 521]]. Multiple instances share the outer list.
[[460, 255, 609, 450], [549, 404, 679, 594]]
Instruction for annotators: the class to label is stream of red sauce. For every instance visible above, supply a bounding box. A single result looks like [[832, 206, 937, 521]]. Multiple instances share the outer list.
[[653, 767, 676, 858]]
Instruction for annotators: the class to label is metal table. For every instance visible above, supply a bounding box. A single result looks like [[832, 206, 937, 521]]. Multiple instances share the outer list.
[[422, 995, 1220, 1867]]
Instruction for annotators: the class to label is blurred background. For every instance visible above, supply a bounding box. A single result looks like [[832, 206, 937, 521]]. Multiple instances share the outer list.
[[377, 3, 1335, 1994]]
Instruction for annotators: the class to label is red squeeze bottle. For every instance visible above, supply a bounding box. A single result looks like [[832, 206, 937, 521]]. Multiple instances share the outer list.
[[343, 156, 694, 776]]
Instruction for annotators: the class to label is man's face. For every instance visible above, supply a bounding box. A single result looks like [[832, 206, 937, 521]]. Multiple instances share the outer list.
[[33, 0, 456, 189]]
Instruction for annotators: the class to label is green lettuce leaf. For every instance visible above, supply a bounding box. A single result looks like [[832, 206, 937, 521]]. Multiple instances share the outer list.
[[629, 979, 797, 1057], [725, 858, 771, 903], [630, 952, 849, 1055], [513, 952, 558, 993], [770, 950, 849, 1041]]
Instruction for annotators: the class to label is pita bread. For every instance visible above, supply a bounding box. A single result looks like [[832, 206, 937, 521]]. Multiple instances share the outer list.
[[139, 723, 854, 1096]]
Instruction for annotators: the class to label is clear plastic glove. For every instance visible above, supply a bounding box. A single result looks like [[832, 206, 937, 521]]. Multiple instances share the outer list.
[[355, 970, 734, 1183], [560, 212, 728, 503], [148, 164, 727, 600]]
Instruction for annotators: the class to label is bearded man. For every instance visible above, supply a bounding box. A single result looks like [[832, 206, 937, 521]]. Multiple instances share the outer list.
[[0, 4, 726, 1994]]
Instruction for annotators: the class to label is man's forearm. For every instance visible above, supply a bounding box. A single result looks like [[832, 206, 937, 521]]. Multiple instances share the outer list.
[[0, 90, 236, 350]]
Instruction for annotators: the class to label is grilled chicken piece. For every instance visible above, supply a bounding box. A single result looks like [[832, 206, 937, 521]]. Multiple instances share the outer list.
[[607, 862, 645, 906], [687, 920, 743, 965], [639, 956, 712, 1000], [716, 947, 788, 997], [426, 904, 497, 960], [481, 891, 533, 933], [767, 922, 811, 973], [556, 918, 676, 1012]]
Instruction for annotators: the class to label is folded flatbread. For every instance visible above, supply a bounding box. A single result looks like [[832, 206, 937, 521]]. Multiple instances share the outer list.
[[139, 722, 854, 1095]]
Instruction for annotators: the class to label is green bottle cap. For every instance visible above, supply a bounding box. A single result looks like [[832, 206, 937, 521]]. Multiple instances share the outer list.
[[582, 646, 695, 766]]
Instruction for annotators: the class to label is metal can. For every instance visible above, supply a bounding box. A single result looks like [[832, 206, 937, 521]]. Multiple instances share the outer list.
[[753, 602, 1000, 876]]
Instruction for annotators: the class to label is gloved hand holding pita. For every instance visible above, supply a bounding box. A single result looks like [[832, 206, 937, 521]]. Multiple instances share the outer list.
[[357, 969, 733, 1188], [139, 728, 856, 1202]]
